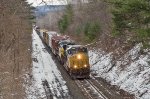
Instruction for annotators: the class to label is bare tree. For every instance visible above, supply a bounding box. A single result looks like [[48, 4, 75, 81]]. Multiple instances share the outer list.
[[0, 0, 32, 98]]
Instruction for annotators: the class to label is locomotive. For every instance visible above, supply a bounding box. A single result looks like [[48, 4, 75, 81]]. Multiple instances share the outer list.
[[64, 45, 90, 79], [35, 27, 90, 79]]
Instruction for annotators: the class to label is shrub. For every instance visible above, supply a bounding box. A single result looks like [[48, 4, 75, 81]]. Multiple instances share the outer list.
[[58, 15, 69, 33], [58, 4, 73, 33], [84, 22, 101, 41]]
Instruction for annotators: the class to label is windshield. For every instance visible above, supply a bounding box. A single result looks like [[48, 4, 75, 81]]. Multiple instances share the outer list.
[[67, 47, 88, 55], [78, 47, 87, 53]]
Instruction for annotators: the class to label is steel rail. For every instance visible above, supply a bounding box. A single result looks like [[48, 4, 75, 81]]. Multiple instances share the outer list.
[[75, 79, 108, 99], [75, 80, 94, 99], [85, 79, 108, 99]]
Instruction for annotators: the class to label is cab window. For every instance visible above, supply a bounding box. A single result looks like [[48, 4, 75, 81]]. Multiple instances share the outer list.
[[67, 48, 76, 55], [78, 47, 88, 53]]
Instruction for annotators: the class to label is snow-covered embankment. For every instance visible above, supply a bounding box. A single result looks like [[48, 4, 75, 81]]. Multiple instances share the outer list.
[[25, 30, 70, 99], [89, 44, 150, 99]]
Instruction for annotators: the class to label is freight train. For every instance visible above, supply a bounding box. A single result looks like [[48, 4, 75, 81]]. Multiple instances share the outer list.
[[35, 27, 90, 79]]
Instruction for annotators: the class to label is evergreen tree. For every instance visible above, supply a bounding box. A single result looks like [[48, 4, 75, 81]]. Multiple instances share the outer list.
[[110, 0, 150, 47]]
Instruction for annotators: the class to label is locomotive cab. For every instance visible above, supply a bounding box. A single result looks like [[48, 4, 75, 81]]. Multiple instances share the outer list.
[[66, 45, 90, 79], [58, 40, 75, 65]]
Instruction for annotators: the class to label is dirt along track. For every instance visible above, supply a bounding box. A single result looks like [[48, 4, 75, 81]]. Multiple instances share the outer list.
[[34, 30, 128, 99]]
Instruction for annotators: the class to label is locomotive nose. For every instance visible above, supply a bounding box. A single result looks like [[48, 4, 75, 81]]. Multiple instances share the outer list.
[[77, 54, 82, 59], [84, 64, 87, 67]]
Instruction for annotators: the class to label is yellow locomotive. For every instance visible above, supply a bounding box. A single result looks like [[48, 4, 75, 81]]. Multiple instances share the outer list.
[[59, 44, 90, 79]]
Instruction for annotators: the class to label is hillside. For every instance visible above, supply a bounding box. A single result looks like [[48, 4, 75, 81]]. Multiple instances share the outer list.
[[35, 0, 150, 98], [35, 5, 66, 17], [0, 0, 32, 98]]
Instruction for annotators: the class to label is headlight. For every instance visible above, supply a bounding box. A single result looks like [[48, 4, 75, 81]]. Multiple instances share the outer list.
[[74, 65, 77, 69], [77, 54, 81, 59], [84, 64, 87, 67]]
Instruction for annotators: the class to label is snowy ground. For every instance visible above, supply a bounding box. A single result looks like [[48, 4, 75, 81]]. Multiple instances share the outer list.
[[25, 29, 70, 99], [89, 44, 150, 99], [25, 29, 150, 99]]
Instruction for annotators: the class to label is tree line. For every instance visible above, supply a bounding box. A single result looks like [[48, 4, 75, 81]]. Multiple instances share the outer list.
[[107, 0, 150, 48]]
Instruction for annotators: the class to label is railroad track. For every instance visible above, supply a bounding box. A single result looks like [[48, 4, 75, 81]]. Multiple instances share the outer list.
[[75, 79, 108, 99]]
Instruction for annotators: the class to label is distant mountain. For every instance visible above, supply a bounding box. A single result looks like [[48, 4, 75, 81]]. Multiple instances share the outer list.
[[35, 5, 66, 17]]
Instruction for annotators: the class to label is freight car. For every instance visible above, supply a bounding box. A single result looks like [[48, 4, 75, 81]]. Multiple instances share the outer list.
[[46, 31, 57, 48], [51, 35, 69, 55], [34, 26, 40, 35], [42, 31, 57, 47], [40, 29, 48, 38]]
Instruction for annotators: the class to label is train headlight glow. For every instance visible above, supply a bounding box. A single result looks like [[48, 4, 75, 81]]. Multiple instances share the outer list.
[[77, 54, 82, 59], [74, 65, 77, 69], [84, 64, 87, 67]]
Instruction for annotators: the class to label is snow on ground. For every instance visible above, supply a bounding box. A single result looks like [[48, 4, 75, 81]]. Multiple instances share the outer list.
[[25, 28, 150, 99], [89, 44, 150, 99], [26, 29, 69, 99]]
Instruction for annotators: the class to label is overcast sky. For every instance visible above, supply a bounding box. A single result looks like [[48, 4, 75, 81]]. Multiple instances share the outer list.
[[26, 0, 68, 6]]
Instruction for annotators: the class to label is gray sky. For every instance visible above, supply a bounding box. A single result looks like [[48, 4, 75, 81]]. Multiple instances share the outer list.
[[26, 0, 68, 6]]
